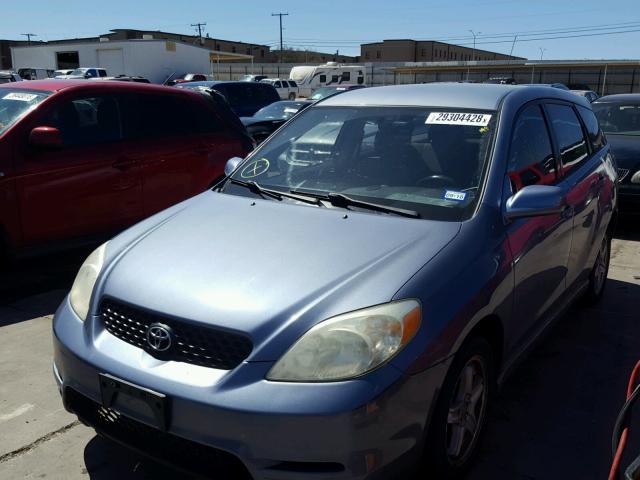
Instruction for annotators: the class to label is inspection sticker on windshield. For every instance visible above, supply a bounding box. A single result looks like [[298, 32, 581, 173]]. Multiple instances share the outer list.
[[284, 108, 298, 114], [426, 112, 492, 126], [443, 190, 467, 202], [3, 92, 38, 102]]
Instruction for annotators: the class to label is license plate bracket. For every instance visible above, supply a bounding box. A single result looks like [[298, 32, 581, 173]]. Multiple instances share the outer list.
[[99, 373, 170, 431]]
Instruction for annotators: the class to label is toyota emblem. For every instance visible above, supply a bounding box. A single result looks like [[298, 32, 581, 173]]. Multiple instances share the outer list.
[[146, 323, 173, 352]]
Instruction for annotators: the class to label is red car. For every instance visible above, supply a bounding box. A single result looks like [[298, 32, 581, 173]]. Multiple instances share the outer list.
[[0, 80, 250, 258]]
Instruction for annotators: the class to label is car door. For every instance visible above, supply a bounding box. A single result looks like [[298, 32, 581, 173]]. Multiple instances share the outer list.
[[504, 102, 574, 347], [545, 102, 607, 291], [14, 92, 142, 246]]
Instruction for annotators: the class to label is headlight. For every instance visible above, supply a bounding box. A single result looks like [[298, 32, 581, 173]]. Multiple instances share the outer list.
[[267, 300, 421, 382], [69, 243, 108, 321]]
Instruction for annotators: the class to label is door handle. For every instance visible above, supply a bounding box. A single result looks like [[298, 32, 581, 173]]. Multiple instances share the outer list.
[[112, 158, 135, 171]]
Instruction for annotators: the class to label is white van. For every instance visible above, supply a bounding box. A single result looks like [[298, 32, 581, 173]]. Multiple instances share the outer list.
[[17, 68, 54, 80], [289, 62, 366, 97]]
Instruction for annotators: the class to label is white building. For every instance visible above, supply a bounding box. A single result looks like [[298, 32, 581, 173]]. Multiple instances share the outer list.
[[11, 38, 252, 84]]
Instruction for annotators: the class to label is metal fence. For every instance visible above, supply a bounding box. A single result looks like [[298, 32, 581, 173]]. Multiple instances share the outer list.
[[214, 61, 640, 95]]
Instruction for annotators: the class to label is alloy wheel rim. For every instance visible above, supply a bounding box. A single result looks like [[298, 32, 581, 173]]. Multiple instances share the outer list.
[[446, 355, 488, 465], [593, 239, 609, 294]]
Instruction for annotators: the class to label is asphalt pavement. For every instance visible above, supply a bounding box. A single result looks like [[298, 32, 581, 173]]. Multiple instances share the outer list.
[[0, 220, 638, 480]]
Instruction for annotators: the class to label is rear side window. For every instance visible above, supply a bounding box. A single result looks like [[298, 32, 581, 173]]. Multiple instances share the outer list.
[[577, 105, 605, 151], [319, 75, 326, 83], [508, 104, 557, 192], [546, 103, 589, 175], [120, 94, 220, 140], [274, 81, 282, 88], [45, 95, 122, 146], [288, 80, 297, 87]]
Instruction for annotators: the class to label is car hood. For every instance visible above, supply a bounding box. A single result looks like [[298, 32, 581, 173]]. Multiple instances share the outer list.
[[100, 192, 461, 361], [608, 134, 640, 169]]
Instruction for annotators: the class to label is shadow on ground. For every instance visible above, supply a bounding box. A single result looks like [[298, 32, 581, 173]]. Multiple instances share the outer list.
[[83, 436, 194, 480], [470, 275, 640, 479]]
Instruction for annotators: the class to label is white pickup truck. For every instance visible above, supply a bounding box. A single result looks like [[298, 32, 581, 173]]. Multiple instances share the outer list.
[[260, 78, 299, 100]]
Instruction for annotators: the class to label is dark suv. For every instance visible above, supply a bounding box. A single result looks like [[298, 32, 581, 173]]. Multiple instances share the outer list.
[[178, 81, 280, 117]]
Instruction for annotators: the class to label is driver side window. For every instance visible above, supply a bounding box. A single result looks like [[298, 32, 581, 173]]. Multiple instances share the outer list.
[[508, 104, 557, 192]]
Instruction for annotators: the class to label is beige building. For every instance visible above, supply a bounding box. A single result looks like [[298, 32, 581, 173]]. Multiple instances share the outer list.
[[361, 39, 524, 63]]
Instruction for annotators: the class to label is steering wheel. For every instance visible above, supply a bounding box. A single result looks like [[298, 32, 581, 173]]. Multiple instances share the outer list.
[[417, 174, 457, 188]]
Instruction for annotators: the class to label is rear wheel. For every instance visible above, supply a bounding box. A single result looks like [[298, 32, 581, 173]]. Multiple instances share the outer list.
[[288, 92, 296, 100], [584, 234, 610, 303], [423, 337, 494, 478]]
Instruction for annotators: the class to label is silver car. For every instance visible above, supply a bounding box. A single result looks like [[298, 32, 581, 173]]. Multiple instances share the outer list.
[[53, 83, 617, 479]]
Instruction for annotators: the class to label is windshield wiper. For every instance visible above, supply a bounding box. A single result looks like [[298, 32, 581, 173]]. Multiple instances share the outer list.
[[229, 179, 322, 206], [290, 190, 420, 218]]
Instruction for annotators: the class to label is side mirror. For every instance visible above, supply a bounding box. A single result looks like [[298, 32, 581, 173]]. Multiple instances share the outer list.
[[224, 157, 243, 177], [29, 127, 63, 149], [505, 185, 566, 220]]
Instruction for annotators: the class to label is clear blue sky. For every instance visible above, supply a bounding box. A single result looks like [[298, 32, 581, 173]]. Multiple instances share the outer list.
[[3, 0, 639, 60]]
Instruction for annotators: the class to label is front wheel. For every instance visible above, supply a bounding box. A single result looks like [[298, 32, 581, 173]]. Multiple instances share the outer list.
[[584, 234, 611, 303], [423, 337, 494, 478]]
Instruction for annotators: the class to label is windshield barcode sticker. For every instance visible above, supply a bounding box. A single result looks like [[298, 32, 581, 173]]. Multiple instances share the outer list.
[[3, 92, 38, 102], [443, 190, 467, 202], [426, 112, 492, 126]]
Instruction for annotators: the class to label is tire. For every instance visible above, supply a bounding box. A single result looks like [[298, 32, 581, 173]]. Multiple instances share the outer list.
[[288, 92, 296, 100], [583, 234, 611, 304], [423, 337, 495, 478]]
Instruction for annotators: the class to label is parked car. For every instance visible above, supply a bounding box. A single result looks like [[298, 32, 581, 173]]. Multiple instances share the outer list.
[[240, 74, 268, 82], [55, 67, 108, 80], [0, 71, 22, 83], [309, 84, 366, 101], [17, 68, 53, 80], [571, 89, 599, 103], [0, 80, 252, 259], [483, 77, 517, 85], [593, 94, 640, 212], [259, 78, 299, 100], [53, 83, 616, 479], [53, 69, 75, 77], [164, 73, 209, 86], [240, 100, 313, 144], [93, 75, 151, 83], [177, 81, 280, 117]]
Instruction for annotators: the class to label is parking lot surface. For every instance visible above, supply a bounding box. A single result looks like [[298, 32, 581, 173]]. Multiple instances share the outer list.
[[0, 221, 638, 480]]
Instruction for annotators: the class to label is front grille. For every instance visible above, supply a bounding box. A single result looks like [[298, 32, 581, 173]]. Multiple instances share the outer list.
[[100, 299, 253, 370], [65, 388, 252, 479], [618, 168, 630, 182]]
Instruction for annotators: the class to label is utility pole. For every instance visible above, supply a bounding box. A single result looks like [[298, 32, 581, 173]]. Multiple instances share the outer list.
[[21, 33, 37, 44], [539, 47, 547, 60], [191, 22, 206, 45], [467, 30, 481, 81], [509, 34, 518, 58], [272, 12, 289, 63]]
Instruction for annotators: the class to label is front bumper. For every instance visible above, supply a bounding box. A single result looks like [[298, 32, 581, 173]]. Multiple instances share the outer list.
[[53, 297, 449, 480]]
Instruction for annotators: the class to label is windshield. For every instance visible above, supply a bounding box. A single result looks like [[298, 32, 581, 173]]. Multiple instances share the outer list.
[[254, 102, 307, 120], [311, 87, 344, 101], [226, 106, 496, 221], [70, 68, 88, 76], [593, 102, 640, 135], [0, 89, 50, 135]]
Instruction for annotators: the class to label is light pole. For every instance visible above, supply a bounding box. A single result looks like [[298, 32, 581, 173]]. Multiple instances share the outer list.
[[467, 30, 481, 81]]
